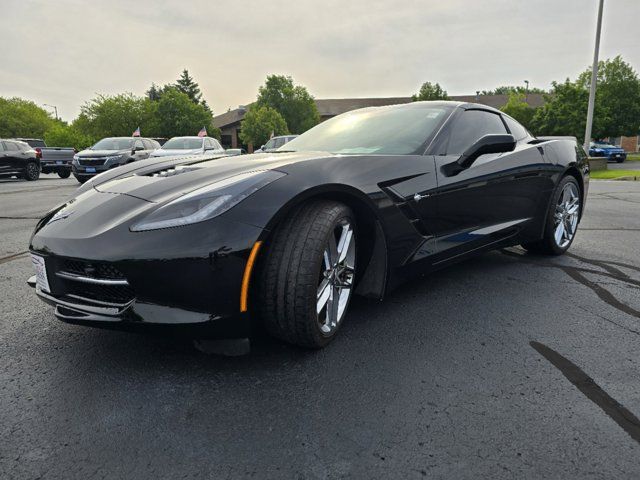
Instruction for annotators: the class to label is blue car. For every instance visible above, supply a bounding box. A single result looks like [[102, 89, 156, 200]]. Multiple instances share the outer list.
[[589, 142, 627, 163]]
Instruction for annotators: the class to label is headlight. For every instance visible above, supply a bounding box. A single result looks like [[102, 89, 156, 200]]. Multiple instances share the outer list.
[[130, 170, 285, 232], [106, 155, 123, 162]]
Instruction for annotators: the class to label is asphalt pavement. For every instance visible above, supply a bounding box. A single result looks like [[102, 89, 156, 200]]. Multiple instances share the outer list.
[[1, 174, 640, 479]]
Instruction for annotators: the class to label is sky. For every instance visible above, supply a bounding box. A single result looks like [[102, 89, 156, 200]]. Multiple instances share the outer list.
[[1, 0, 638, 122]]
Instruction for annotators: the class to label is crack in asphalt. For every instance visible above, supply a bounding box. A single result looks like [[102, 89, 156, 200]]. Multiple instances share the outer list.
[[591, 193, 640, 205], [0, 251, 29, 265], [500, 249, 640, 321], [531, 341, 640, 445]]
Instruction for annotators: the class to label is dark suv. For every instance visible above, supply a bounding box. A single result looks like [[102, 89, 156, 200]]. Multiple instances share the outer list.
[[0, 139, 40, 181], [72, 137, 160, 183]]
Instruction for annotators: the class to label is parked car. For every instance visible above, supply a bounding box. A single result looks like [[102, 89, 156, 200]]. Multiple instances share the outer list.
[[0, 139, 40, 181], [589, 142, 626, 163], [14, 138, 75, 178], [28, 101, 589, 349], [72, 137, 161, 183], [225, 148, 246, 156], [150, 136, 225, 158], [256, 135, 298, 153]]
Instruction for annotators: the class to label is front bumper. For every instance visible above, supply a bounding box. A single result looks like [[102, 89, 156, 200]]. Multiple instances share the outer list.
[[29, 209, 266, 337]]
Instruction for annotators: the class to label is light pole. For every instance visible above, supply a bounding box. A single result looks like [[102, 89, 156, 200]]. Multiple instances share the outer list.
[[524, 80, 530, 102], [44, 103, 58, 121], [584, 0, 604, 154]]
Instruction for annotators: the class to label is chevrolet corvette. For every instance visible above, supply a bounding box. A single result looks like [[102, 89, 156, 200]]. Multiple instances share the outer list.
[[28, 101, 589, 348]]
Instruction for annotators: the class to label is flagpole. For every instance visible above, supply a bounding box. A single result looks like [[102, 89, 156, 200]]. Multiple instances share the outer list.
[[583, 0, 604, 154]]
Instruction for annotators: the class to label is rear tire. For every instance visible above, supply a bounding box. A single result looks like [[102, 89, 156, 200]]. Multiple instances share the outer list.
[[522, 176, 581, 255], [258, 200, 356, 348], [24, 162, 40, 181], [58, 170, 71, 179]]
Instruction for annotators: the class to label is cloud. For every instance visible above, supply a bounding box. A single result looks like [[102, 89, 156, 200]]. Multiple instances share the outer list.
[[0, 0, 638, 121]]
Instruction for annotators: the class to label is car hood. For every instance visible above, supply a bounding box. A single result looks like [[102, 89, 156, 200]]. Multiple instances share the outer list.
[[77, 149, 129, 157], [151, 149, 203, 157], [91, 151, 332, 204]]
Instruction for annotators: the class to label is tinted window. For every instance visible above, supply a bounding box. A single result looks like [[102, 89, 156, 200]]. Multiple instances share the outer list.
[[283, 104, 452, 155], [6, 142, 19, 151], [503, 115, 528, 141], [0, 142, 6, 152], [26, 139, 46, 148], [446, 110, 507, 155]]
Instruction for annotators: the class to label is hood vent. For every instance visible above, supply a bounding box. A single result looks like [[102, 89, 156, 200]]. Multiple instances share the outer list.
[[144, 165, 202, 178]]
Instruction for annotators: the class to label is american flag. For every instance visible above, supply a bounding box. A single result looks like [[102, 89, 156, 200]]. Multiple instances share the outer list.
[[197, 127, 207, 137], [132, 127, 141, 137]]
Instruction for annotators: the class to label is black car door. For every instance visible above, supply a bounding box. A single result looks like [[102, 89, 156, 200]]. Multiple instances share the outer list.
[[4, 141, 23, 173], [424, 109, 548, 259]]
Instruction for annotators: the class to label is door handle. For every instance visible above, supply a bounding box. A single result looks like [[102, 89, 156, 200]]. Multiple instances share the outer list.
[[414, 193, 431, 202]]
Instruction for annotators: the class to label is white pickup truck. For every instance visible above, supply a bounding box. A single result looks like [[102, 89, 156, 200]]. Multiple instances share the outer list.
[[14, 138, 75, 178]]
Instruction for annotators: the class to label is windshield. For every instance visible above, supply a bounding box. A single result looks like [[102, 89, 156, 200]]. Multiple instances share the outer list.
[[92, 138, 135, 150], [280, 104, 452, 155], [162, 137, 203, 150]]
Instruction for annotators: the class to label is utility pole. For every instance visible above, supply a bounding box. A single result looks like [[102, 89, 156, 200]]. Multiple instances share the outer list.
[[44, 103, 58, 121], [584, 0, 604, 154], [524, 80, 529, 102]]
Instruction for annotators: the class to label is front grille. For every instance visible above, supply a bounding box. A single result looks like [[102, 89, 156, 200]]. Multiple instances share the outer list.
[[62, 260, 125, 280], [79, 158, 106, 166], [55, 259, 135, 304]]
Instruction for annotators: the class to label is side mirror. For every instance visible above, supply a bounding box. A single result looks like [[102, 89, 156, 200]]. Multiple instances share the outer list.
[[133, 145, 144, 152], [442, 134, 516, 177]]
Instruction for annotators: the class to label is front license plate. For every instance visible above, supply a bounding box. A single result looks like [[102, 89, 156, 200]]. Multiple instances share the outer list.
[[85, 167, 96, 173], [56, 160, 63, 165], [30, 254, 51, 293]]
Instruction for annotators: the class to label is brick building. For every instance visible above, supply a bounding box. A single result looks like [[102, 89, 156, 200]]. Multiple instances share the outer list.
[[213, 93, 638, 152]]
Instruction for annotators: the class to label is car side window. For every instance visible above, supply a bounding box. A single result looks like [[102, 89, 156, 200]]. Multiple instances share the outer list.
[[264, 139, 275, 149], [6, 142, 19, 151], [0, 142, 6, 152], [502, 115, 528, 141], [213, 139, 222, 150], [446, 110, 507, 155]]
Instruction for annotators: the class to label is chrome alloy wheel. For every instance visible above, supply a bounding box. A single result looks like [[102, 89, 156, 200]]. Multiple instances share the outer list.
[[553, 182, 580, 248], [27, 162, 39, 180], [316, 219, 355, 335]]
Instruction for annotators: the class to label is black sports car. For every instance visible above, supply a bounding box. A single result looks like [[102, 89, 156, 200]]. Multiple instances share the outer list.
[[28, 101, 588, 348]]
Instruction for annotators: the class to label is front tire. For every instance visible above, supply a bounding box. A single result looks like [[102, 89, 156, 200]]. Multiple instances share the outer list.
[[259, 200, 356, 348], [58, 170, 71, 179], [24, 162, 40, 181], [522, 175, 582, 255]]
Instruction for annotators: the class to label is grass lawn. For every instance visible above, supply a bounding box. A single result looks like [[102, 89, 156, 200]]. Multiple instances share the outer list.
[[627, 153, 640, 161], [590, 169, 640, 180]]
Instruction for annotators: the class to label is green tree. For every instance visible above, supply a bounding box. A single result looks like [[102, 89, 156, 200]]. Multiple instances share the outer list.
[[74, 93, 159, 139], [0, 97, 56, 138], [482, 85, 546, 95], [576, 55, 640, 138], [155, 87, 213, 137], [412, 82, 449, 101], [44, 124, 94, 150], [500, 93, 537, 130], [175, 69, 204, 105], [239, 106, 288, 148], [530, 80, 589, 141], [255, 75, 320, 134]]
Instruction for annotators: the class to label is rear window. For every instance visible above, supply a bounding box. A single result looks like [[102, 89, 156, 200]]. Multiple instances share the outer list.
[[24, 139, 46, 148], [503, 115, 528, 141]]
